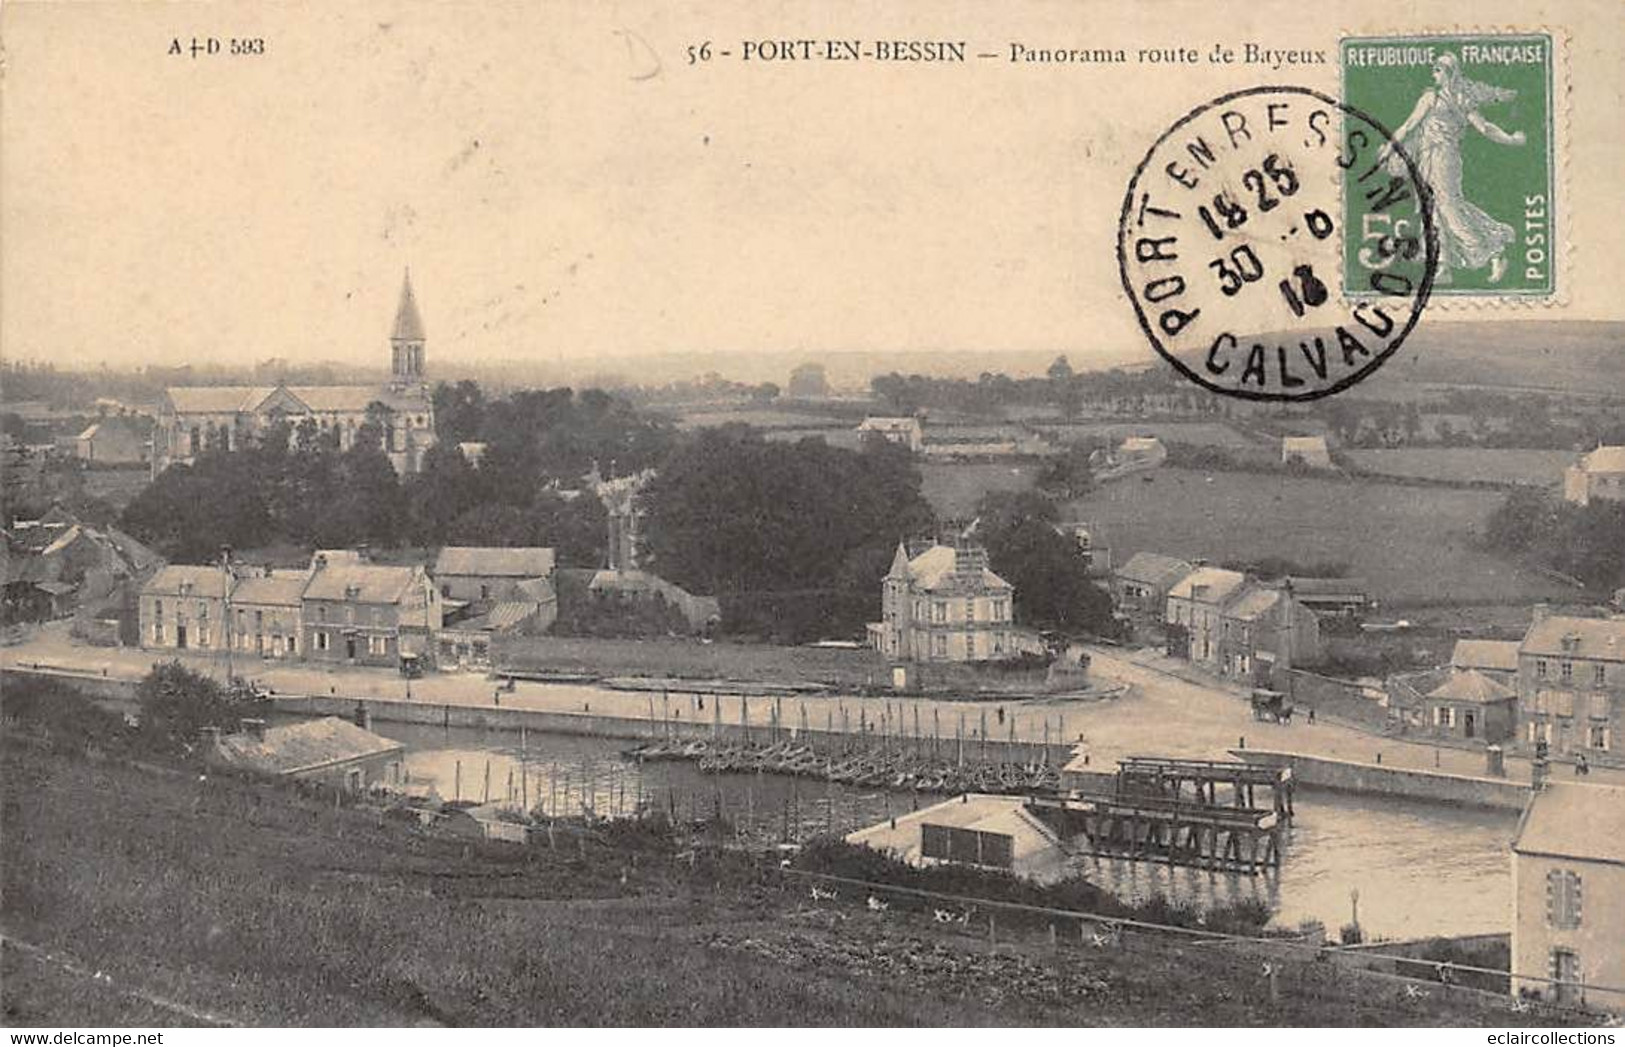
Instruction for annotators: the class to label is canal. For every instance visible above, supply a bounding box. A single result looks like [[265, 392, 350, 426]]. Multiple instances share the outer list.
[[373, 721, 1518, 941]]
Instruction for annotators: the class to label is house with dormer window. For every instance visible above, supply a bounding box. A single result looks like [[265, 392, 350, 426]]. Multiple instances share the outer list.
[[1517, 611, 1625, 760], [301, 552, 441, 667]]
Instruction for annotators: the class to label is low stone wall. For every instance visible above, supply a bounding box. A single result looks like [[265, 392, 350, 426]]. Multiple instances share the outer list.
[[1232, 748, 1531, 811], [2, 665, 140, 706]]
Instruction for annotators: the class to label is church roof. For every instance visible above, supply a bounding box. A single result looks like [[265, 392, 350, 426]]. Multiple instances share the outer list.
[[392, 270, 426, 342]]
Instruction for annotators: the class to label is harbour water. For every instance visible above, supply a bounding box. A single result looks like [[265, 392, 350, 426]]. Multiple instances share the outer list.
[[374, 721, 1518, 941]]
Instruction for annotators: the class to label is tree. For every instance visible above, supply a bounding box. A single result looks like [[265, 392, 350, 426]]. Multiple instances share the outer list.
[[639, 428, 934, 611], [973, 491, 1114, 635], [1036, 445, 1095, 500], [136, 661, 247, 755]]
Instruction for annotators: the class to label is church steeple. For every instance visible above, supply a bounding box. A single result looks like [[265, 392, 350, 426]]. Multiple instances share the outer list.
[[390, 269, 426, 384]]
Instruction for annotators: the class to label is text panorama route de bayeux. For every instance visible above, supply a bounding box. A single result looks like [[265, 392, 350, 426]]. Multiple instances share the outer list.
[[684, 40, 1329, 67]]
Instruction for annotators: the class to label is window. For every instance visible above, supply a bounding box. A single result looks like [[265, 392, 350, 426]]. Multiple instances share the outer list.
[[152, 622, 164, 643], [1590, 725, 1611, 751], [1536, 659, 1548, 680], [346, 606, 355, 624], [933, 601, 947, 624], [197, 625, 210, 647], [368, 635, 387, 655], [932, 635, 947, 658], [1433, 706, 1456, 728], [1546, 869, 1582, 929], [197, 601, 208, 619], [255, 610, 264, 631], [318, 606, 327, 622], [441, 584, 451, 598], [1560, 661, 1573, 682], [1594, 663, 1606, 686], [315, 630, 329, 652], [481, 584, 491, 600], [154, 599, 163, 619]]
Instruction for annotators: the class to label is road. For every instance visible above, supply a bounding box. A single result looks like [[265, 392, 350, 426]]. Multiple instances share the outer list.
[[8, 622, 1618, 786]]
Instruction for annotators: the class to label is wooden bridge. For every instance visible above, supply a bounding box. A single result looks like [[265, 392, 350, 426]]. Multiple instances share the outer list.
[[1114, 755, 1295, 820], [1028, 792, 1284, 874]]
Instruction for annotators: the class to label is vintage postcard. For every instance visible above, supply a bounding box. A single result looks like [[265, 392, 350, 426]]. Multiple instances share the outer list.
[[2, 0, 1622, 1035]]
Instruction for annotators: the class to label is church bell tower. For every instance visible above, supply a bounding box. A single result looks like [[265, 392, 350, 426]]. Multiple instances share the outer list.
[[389, 269, 426, 386]]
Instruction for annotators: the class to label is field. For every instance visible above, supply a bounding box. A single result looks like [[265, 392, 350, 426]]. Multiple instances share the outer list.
[[919, 461, 1041, 518], [0, 736, 1559, 1028], [1343, 449, 1571, 488], [1034, 421, 1261, 449], [1069, 468, 1574, 607]]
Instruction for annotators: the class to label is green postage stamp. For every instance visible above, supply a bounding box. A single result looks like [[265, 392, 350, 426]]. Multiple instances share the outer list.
[[1341, 33, 1555, 298]]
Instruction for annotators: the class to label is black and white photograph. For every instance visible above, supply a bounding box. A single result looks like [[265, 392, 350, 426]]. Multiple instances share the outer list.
[[2, 0, 1623, 1034]]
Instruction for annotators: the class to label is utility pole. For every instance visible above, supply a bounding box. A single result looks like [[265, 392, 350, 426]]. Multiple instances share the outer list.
[[220, 545, 234, 683]]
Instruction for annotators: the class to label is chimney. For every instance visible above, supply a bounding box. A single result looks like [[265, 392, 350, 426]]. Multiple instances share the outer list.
[[240, 718, 267, 741], [356, 543, 371, 563], [1532, 602, 1551, 624], [314, 553, 328, 571]]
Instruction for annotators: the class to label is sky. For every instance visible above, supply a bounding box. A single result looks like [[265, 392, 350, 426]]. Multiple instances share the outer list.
[[3, 0, 1623, 374]]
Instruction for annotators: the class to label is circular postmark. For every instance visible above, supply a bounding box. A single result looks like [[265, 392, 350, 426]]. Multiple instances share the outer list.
[[1117, 85, 1438, 401]]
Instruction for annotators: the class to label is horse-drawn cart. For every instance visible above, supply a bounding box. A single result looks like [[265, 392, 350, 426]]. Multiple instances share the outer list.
[[1250, 688, 1294, 724]]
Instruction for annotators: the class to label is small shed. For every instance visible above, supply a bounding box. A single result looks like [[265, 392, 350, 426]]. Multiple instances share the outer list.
[[1423, 669, 1516, 743], [846, 793, 1070, 884], [204, 716, 405, 792]]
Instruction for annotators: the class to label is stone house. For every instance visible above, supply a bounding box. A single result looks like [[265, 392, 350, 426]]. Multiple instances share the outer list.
[[432, 546, 556, 603], [1516, 613, 1625, 759], [301, 554, 441, 667], [1451, 638, 1522, 687], [1165, 566, 1247, 669], [1511, 783, 1625, 1013], [74, 415, 151, 465], [228, 568, 307, 659], [1421, 669, 1518, 744], [140, 564, 231, 651], [204, 716, 405, 793], [1111, 552, 1193, 630], [1563, 445, 1625, 507], [867, 541, 1018, 663], [856, 416, 924, 453], [1215, 582, 1322, 683]]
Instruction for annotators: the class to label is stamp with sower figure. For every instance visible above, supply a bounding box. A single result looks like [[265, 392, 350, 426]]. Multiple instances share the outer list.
[[1342, 33, 1556, 298], [1118, 87, 1437, 402]]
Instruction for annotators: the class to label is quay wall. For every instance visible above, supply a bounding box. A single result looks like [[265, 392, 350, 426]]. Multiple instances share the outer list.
[[272, 693, 1075, 765], [1232, 749, 1532, 811]]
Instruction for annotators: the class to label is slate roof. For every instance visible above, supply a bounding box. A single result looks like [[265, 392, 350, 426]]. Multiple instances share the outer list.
[[452, 601, 541, 633], [165, 386, 276, 415], [1115, 551, 1194, 589], [303, 563, 421, 604], [1451, 639, 1521, 674], [392, 271, 426, 342], [1223, 585, 1283, 622], [1521, 616, 1625, 662], [1426, 668, 1515, 704], [211, 717, 403, 777], [144, 564, 231, 598], [904, 545, 1010, 591], [1285, 576, 1370, 597], [231, 571, 309, 607], [1514, 783, 1625, 865], [1169, 567, 1247, 604], [434, 546, 556, 578]]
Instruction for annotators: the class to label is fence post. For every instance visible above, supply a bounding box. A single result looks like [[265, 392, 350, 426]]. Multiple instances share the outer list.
[[988, 912, 997, 952]]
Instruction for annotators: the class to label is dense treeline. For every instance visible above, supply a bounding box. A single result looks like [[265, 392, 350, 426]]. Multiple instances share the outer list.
[[639, 428, 935, 640], [1485, 489, 1625, 592], [121, 385, 663, 565]]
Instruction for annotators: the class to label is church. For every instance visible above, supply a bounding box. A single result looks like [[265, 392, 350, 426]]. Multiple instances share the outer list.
[[152, 272, 438, 477]]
